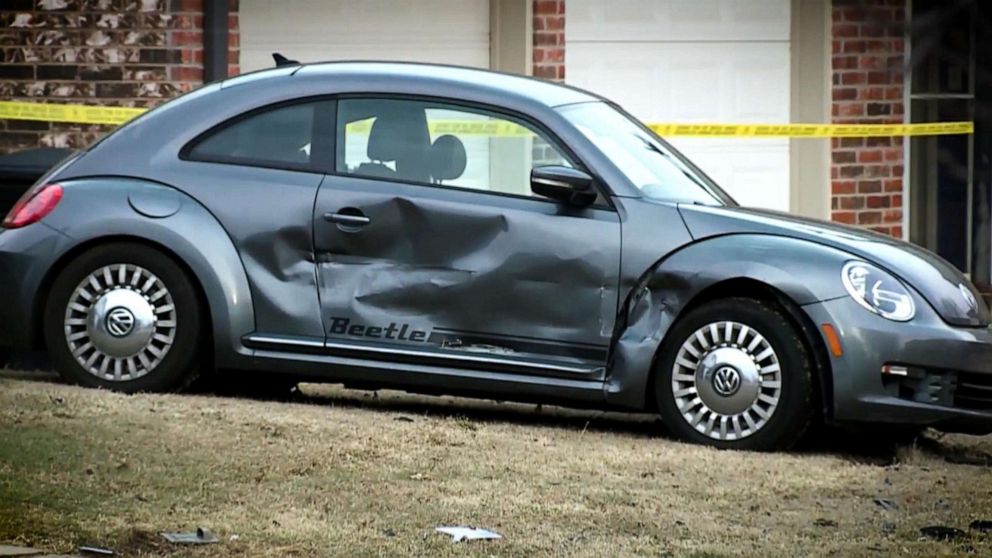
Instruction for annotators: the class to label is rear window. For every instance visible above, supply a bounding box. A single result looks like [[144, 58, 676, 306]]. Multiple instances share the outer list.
[[185, 100, 333, 171]]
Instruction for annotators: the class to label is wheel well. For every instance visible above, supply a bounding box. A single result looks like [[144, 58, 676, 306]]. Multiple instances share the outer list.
[[642, 278, 833, 419], [33, 236, 214, 366]]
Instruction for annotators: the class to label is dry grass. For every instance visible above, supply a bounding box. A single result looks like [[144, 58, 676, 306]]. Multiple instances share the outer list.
[[1, 373, 991, 557]]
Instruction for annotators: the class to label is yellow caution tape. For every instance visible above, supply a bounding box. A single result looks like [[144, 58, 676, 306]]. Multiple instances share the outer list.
[[0, 101, 145, 126], [647, 121, 974, 138], [0, 100, 975, 138]]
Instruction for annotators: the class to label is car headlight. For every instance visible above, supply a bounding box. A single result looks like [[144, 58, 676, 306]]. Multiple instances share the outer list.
[[841, 261, 916, 321]]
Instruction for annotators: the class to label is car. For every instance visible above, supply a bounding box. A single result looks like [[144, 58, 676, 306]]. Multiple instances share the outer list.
[[1, 61, 990, 451], [0, 147, 74, 217]]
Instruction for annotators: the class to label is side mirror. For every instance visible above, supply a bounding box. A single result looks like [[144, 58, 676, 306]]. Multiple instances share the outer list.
[[530, 166, 598, 207]]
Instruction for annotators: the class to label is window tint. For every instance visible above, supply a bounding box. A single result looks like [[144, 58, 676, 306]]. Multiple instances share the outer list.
[[188, 101, 331, 170], [336, 98, 573, 198]]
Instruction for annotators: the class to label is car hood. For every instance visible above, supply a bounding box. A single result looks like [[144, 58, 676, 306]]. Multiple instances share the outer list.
[[677, 204, 990, 327]]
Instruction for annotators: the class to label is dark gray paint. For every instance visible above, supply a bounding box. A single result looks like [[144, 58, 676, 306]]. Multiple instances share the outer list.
[[0, 62, 990, 434]]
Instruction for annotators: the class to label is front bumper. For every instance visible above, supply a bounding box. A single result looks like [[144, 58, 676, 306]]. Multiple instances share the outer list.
[[805, 295, 992, 434], [0, 223, 71, 350]]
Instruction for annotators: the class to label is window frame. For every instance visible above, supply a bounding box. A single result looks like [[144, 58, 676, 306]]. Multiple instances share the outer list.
[[331, 93, 615, 210], [180, 97, 337, 175]]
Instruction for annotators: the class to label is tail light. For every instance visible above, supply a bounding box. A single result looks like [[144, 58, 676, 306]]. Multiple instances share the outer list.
[[2, 183, 64, 229]]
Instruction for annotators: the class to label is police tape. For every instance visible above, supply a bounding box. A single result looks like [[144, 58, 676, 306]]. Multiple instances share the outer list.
[[0, 101, 145, 126], [0, 100, 975, 138]]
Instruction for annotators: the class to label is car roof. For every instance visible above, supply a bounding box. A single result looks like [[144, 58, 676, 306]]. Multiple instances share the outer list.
[[223, 60, 605, 108]]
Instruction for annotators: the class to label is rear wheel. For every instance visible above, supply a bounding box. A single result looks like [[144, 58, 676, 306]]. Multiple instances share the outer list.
[[655, 297, 814, 451], [44, 242, 203, 393]]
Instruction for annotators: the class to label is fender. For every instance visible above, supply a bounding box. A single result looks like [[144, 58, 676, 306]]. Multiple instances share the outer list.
[[605, 233, 854, 409], [36, 177, 255, 368]]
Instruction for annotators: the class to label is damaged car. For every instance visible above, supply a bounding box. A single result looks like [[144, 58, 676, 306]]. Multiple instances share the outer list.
[[1, 62, 990, 451]]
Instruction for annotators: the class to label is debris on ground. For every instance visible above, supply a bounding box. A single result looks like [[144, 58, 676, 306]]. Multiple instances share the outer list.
[[161, 527, 219, 544], [873, 497, 898, 511], [394, 416, 415, 423], [435, 526, 502, 543], [971, 520, 992, 533], [920, 526, 967, 541], [78, 546, 113, 555], [813, 518, 837, 528], [882, 522, 896, 535]]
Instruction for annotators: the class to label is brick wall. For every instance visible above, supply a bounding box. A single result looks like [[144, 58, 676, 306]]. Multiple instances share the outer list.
[[532, 0, 564, 82], [0, 0, 240, 155], [830, 0, 907, 237]]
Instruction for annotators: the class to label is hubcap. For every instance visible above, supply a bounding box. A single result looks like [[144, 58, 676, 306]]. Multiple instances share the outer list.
[[63, 264, 177, 382], [671, 321, 782, 441]]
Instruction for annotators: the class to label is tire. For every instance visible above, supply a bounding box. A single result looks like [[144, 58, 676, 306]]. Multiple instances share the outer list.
[[654, 297, 814, 451], [44, 242, 204, 393]]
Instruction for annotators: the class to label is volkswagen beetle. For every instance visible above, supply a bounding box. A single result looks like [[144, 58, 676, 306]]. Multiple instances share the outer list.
[[2, 62, 990, 451]]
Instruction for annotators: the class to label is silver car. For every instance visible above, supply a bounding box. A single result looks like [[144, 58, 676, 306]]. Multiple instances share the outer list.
[[1, 62, 990, 450]]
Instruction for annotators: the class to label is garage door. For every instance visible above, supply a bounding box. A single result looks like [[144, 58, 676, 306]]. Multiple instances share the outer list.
[[566, 0, 791, 211], [240, 0, 490, 73]]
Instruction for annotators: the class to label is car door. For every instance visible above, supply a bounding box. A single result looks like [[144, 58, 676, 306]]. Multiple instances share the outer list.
[[179, 99, 336, 341], [312, 97, 621, 378]]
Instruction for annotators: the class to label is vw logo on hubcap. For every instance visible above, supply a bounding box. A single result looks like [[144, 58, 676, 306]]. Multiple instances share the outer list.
[[105, 307, 136, 338], [712, 366, 742, 397]]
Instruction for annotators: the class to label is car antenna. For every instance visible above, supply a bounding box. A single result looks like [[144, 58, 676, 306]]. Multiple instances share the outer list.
[[272, 53, 299, 67]]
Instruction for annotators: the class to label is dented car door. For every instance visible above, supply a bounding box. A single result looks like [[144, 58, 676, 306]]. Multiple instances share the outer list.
[[312, 97, 621, 378]]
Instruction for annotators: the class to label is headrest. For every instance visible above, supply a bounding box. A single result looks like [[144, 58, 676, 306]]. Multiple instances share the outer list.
[[429, 134, 467, 182], [367, 109, 427, 162]]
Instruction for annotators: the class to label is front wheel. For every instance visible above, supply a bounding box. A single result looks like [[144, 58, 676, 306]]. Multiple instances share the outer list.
[[44, 242, 204, 393], [655, 298, 814, 451]]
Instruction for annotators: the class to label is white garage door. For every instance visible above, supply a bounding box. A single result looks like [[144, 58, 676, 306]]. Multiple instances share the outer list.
[[240, 0, 490, 73], [566, 0, 791, 210]]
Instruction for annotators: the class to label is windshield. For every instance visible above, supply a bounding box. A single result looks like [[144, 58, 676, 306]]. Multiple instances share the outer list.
[[558, 102, 735, 206]]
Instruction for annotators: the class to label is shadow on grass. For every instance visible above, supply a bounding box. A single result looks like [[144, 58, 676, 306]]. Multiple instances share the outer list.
[[3, 366, 986, 466]]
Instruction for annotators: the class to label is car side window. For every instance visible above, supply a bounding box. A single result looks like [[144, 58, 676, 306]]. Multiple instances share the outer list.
[[187, 100, 332, 170], [336, 98, 573, 198]]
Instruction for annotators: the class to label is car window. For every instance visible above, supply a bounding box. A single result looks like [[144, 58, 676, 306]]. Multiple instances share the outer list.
[[187, 101, 331, 170], [336, 98, 573, 198]]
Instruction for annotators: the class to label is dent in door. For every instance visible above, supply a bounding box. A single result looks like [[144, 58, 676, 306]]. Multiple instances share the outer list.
[[317, 195, 616, 361]]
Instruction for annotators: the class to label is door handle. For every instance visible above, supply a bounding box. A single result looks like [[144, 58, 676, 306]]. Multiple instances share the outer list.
[[324, 211, 371, 227]]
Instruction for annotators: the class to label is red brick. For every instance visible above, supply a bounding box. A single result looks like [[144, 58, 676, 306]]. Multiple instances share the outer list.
[[841, 72, 866, 85], [834, 24, 859, 37], [169, 66, 202, 82], [883, 209, 903, 222], [170, 30, 201, 47], [833, 55, 859, 69], [858, 211, 883, 225], [534, 32, 560, 46], [545, 16, 564, 31], [883, 178, 903, 192], [857, 180, 882, 193], [840, 165, 864, 178], [866, 195, 891, 208], [839, 196, 865, 209], [833, 150, 856, 164], [533, 65, 557, 79], [843, 40, 867, 53], [857, 150, 883, 163], [534, 0, 560, 15], [832, 180, 857, 195], [832, 211, 858, 224], [837, 103, 864, 117]]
